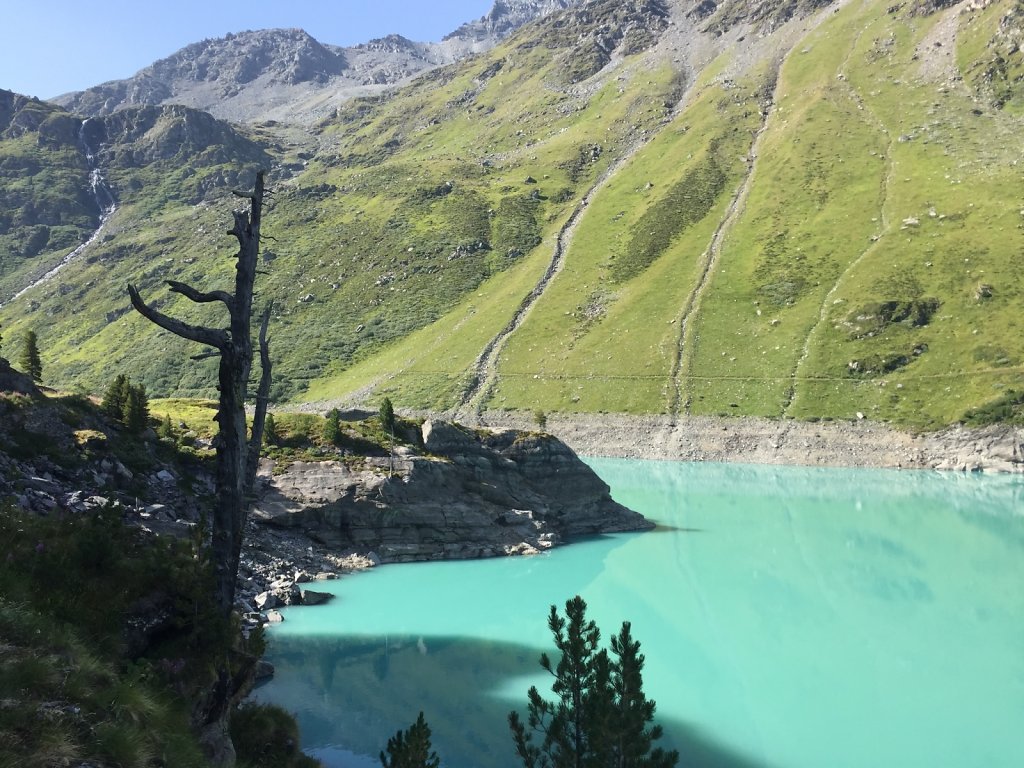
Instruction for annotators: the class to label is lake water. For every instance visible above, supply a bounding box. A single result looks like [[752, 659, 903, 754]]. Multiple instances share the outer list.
[[253, 459, 1024, 768]]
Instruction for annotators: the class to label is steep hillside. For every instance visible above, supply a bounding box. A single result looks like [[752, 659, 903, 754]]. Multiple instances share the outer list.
[[1, 0, 1022, 428], [0, 92, 100, 299]]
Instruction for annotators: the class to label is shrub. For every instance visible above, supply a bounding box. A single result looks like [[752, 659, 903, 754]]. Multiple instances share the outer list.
[[231, 703, 320, 768]]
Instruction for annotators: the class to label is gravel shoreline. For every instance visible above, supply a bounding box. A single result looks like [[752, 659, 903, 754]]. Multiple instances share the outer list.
[[458, 411, 1024, 473], [294, 398, 1024, 473]]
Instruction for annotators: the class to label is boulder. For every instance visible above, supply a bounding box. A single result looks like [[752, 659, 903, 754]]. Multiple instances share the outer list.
[[299, 589, 333, 606]]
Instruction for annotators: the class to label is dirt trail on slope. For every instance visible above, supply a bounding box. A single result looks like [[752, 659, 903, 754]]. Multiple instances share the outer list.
[[668, 66, 782, 417], [454, 181, 598, 419], [784, 11, 895, 414], [670, 0, 859, 418], [454, 52, 707, 420]]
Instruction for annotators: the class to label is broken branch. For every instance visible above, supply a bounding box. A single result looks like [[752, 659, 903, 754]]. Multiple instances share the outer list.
[[127, 283, 228, 349]]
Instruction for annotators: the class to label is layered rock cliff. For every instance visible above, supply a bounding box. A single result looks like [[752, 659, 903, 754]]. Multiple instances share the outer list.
[[251, 419, 653, 562]]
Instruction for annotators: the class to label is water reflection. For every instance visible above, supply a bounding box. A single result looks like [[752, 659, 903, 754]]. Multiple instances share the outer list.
[[255, 633, 780, 768]]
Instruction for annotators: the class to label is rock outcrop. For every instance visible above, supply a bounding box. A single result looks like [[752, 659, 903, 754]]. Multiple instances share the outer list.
[[251, 419, 653, 562], [468, 411, 1024, 474]]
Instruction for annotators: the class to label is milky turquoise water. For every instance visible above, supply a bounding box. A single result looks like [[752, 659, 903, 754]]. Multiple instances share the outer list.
[[252, 459, 1024, 768]]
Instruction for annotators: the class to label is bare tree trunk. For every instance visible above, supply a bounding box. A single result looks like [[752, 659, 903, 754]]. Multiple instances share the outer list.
[[127, 170, 268, 617], [128, 171, 271, 766], [244, 303, 273, 501]]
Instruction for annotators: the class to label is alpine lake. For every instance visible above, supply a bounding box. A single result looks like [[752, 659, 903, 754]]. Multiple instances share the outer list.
[[252, 458, 1024, 768]]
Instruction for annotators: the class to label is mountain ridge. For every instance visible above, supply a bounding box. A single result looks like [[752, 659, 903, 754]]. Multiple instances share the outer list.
[[52, 1, 586, 125]]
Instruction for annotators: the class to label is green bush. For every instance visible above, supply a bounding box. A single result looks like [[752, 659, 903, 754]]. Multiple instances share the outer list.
[[231, 703, 321, 768]]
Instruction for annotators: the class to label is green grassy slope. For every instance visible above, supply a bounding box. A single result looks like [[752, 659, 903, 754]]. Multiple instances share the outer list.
[[0, 0, 1021, 428], [321, 0, 1023, 427]]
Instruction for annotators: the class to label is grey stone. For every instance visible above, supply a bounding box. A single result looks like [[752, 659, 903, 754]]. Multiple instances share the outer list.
[[299, 589, 333, 606]]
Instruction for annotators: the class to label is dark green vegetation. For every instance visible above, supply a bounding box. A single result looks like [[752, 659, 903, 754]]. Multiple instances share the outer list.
[[19, 329, 42, 382], [0, 374, 322, 767], [509, 596, 677, 768], [102, 373, 151, 433], [230, 703, 321, 768], [0, 502, 316, 768], [0, 505, 225, 768], [379, 712, 441, 768], [1, 0, 1023, 428]]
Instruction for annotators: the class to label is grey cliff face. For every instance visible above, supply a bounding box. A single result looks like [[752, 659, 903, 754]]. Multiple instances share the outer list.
[[251, 419, 653, 562], [446, 0, 587, 41]]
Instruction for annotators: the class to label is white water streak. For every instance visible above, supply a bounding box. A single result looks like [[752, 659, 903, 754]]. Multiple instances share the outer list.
[[0, 119, 117, 309]]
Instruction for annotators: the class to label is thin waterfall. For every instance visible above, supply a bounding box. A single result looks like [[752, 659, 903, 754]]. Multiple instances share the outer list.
[[1, 118, 118, 308]]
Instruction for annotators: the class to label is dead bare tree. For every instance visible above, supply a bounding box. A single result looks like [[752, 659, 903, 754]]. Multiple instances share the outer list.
[[128, 170, 271, 618]]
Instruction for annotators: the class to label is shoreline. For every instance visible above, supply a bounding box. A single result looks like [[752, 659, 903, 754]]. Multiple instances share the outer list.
[[241, 411, 1022, 625], [433, 411, 1024, 473], [291, 398, 1024, 472]]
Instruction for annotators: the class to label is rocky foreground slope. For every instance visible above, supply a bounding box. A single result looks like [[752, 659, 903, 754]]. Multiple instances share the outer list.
[[0, 360, 652, 620]]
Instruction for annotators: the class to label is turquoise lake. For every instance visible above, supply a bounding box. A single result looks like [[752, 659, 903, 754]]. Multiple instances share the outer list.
[[253, 459, 1024, 768]]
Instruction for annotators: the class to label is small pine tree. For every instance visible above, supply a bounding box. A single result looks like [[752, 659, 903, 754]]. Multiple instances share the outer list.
[[509, 596, 678, 768], [263, 412, 278, 447], [124, 383, 149, 433], [19, 330, 42, 383], [379, 712, 440, 768], [533, 409, 547, 430], [102, 374, 131, 420], [323, 408, 341, 445], [380, 397, 396, 435], [157, 413, 175, 440]]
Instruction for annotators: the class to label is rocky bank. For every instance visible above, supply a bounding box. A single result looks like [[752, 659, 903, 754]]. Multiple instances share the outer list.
[[461, 411, 1024, 474], [250, 419, 652, 563]]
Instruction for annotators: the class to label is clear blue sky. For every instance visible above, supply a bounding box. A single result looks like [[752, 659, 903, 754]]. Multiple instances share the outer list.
[[0, 0, 494, 100]]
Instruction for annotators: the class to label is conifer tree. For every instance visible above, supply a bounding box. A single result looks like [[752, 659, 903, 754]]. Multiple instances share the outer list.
[[380, 396, 396, 435], [124, 382, 150, 433], [323, 408, 341, 445], [102, 374, 131, 419], [379, 712, 440, 768], [509, 596, 678, 768], [158, 413, 175, 440], [263, 412, 278, 447], [19, 330, 42, 382]]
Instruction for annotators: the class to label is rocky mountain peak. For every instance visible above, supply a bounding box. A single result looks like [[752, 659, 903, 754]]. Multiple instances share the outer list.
[[357, 34, 420, 53], [149, 28, 348, 87], [445, 0, 588, 41], [50, 2, 602, 124]]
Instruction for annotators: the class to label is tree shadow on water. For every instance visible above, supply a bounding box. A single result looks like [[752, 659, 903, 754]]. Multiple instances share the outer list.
[[253, 633, 781, 768]]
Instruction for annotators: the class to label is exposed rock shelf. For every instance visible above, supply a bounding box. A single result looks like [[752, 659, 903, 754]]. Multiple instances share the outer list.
[[462, 411, 1024, 474], [251, 419, 653, 563]]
